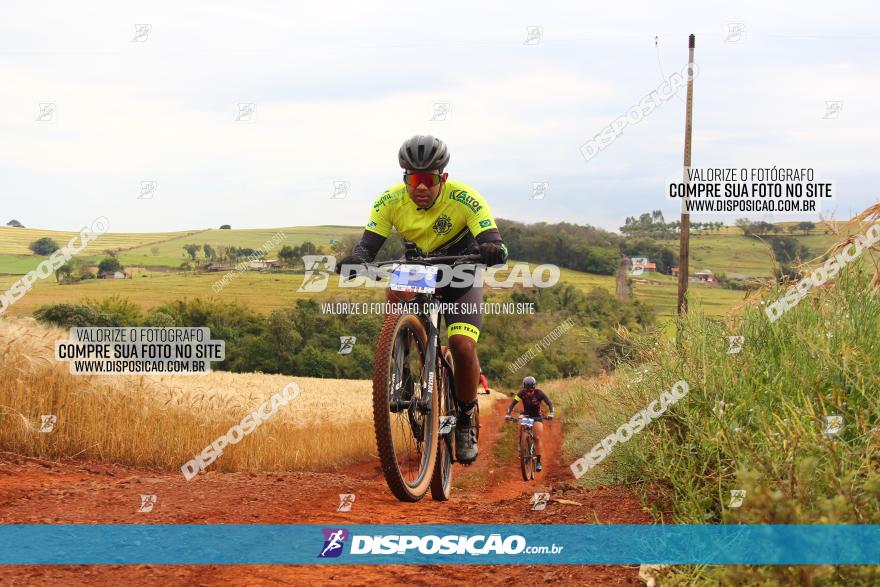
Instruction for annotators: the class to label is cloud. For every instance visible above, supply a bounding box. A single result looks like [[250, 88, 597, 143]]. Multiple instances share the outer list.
[[1, 1, 878, 231]]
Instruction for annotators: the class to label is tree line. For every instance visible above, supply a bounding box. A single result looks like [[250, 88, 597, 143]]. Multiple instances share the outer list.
[[33, 288, 653, 387]]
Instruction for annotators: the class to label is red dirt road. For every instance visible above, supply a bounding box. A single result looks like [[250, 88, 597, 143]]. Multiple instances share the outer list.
[[0, 401, 652, 585]]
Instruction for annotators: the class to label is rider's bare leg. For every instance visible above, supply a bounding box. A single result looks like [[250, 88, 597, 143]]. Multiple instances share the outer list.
[[534, 421, 544, 457], [448, 334, 478, 405], [449, 333, 480, 463]]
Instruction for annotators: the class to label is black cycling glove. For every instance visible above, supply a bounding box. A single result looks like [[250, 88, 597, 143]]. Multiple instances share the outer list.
[[335, 254, 367, 278], [478, 242, 507, 266]]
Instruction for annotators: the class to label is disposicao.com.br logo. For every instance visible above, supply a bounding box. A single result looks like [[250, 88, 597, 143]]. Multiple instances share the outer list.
[[318, 528, 563, 557]]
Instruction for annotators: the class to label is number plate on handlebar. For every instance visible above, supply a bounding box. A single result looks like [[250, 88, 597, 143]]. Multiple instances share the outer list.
[[520, 417, 534, 427], [390, 263, 439, 293]]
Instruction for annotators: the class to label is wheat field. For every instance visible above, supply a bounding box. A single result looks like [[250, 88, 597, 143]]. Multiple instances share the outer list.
[[0, 316, 499, 474]]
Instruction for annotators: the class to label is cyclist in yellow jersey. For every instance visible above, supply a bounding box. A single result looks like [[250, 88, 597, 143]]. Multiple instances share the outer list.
[[336, 134, 508, 464]]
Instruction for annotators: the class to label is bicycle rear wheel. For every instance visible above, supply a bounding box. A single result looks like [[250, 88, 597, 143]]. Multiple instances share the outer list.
[[373, 312, 438, 502], [430, 346, 454, 501]]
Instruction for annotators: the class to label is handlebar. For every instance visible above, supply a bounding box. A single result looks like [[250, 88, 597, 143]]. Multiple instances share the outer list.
[[506, 414, 553, 421], [367, 253, 483, 268]]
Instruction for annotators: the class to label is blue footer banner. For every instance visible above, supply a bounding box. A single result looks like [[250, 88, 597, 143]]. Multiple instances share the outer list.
[[1, 524, 879, 565]]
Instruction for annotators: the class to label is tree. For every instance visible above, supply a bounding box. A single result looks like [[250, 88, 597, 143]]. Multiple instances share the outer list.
[[278, 245, 298, 264], [797, 221, 816, 235], [620, 210, 676, 239], [6, 219, 24, 228], [98, 257, 122, 274], [220, 224, 231, 229], [150, 246, 160, 256], [34, 304, 118, 327], [183, 244, 201, 260], [56, 258, 86, 284], [28, 237, 60, 256], [735, 218, 752, 235], [203, 244, 216, 261], [56, 261, 75, 283]]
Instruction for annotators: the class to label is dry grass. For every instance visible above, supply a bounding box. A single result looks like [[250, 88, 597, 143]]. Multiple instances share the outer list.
[[0, 316, 498, 474], [0, 315, 375, 472]]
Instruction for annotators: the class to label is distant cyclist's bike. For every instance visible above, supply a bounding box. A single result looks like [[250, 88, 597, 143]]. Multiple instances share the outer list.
[[368, 246, 483, 502], [506, 414, 537, 481]]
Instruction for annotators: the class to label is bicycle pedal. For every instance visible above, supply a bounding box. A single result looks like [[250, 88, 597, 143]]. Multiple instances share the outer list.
[[438, 416, 456, 435]]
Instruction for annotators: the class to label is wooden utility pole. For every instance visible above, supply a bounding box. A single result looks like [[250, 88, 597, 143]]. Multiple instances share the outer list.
[[677, 34, 696, 316]]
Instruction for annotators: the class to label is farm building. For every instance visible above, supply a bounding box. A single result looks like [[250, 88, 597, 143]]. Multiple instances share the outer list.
[[694, 269, 715, 282]]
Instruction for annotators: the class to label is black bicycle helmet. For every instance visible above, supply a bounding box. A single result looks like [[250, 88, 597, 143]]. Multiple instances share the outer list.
[[523, 376, 536, 389], [398, 134, 450, 171]]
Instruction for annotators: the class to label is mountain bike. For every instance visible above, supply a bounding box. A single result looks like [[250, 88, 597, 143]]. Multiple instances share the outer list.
[[506, 414, 540, 481], [368, 247, 483, 502]]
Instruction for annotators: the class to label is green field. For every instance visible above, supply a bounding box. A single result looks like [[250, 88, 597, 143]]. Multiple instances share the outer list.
[[0, 258, 732, 324], [0, 259, 618, 317], [0, 225, 363, 275], [119, 226, 361, 268], [668, 231, 841, 279], [0, 226, 201, 256], [1, 220, 866, 322], [633, 282, 747, 321]]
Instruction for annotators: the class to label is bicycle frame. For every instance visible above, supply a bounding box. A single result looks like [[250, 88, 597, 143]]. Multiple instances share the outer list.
[[364, 249, 481, 501], [370, 252, 479, 425]]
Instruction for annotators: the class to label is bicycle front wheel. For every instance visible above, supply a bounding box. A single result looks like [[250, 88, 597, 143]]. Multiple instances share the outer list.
[[373, 312, 438, 502], [520, 429, 533, 481], [430, 345, 454, 501]]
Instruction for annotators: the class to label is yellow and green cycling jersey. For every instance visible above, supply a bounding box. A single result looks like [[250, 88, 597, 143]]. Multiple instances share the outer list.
[[365, 180, 498, 254]]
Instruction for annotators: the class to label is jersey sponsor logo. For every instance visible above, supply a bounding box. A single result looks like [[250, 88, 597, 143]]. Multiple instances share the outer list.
[[432, 214, 453, 235], [367, 220, 377, 229], [478, 219, 492, 229], [372, 191, 394, 212], [448, 189, 482, 213]]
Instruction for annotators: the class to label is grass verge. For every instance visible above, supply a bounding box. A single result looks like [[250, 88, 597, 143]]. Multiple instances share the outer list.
[[561, 219, 880, 584]]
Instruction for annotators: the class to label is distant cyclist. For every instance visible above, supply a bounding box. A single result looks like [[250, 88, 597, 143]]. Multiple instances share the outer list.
[[337, 134, 508, 465], [479, 369, 491, 394], [506, 376, 554, 472]]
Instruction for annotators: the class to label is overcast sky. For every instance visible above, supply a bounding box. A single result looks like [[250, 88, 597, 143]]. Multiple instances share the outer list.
[[1, 1, 878, 233]]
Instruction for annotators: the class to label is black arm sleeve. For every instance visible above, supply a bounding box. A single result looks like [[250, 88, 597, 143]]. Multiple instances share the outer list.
[[475, 227, 503, 245], [351, 230, 386, 263], [506, 398, 519, 415], [540, 390, 554, 412]]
